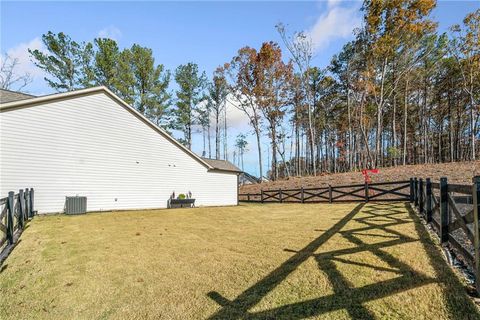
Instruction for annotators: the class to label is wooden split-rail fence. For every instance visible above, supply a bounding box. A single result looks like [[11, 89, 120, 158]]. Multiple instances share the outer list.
[[411, 176, 480, 295], [0, 188, 35, 265], [239, 180, 411, 203]]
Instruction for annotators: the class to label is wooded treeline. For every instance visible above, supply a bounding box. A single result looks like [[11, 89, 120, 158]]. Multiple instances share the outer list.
[[8, 0, 478, 181], [222, 1, 479, 180]]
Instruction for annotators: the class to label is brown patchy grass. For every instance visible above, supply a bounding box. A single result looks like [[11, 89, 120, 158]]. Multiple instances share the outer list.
[[0, 203, 478, 319], [240, 161, 480, 193]]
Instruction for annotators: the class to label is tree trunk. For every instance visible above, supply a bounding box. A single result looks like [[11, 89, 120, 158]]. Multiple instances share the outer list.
[[448, 86, 453, 162], [470, 93, 476, 161], [423, 64, 428, 164], [347, 88, 353, 171], [288, 122, 295, 175], [215, 109, 220, 160], [392, 94, 397, 166], [403, 79, 408, 166], [254, 125, 263, 182], [270, 124, 278, 181], [241, 149, 244, 171], [223, 106, 228, 160], [438, 123, 442, 162], [187, 124, 192, 150], [296, 121, 300, 175], [202, 127, 206, 157], [374, 58, 388, 168], [207, 120, 212, 158]]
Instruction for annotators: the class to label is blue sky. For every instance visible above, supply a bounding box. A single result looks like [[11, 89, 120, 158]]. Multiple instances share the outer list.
[[1, 1, 479, 176]]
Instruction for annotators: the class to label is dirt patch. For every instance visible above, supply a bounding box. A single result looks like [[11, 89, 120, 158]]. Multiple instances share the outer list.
[[241, 161, 480, 193]]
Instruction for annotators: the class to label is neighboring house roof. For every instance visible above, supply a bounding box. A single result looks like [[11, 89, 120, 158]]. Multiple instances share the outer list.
[[240, 172, 260, 184], [0, 89, 36, 104], [0, 86, 216, 172], [201, 158, 242, 173]]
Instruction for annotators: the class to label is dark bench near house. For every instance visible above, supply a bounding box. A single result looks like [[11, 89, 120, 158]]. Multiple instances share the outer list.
[[167, 198, 195, 208]]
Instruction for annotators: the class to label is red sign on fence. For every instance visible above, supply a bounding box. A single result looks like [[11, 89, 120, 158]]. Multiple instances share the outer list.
[[362, 169, 379, 184]]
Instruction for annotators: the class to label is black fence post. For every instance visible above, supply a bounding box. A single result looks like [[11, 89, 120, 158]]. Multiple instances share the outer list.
[[247, 194, 250, 202], [24, 188, 30, 218], [425, 178, 432, 223], [472, 176, 480, 296], [364, 182, 369, 203], [410, 178, 414, 203], [439, 177, 449, 243], [30, 188, 35, 217], [18, 189, 25, 229], [261, 190, 264, 203], [328, 185, 332, 203], [279, 189, 283, 203], [7, 191, 15, 245], [414, 178, 418, 206], [419, 178, 424, 215], [301, 187, 304, 203]]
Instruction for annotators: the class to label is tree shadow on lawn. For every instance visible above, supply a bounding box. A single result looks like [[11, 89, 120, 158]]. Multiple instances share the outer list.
[[207, 202, 479, 319]]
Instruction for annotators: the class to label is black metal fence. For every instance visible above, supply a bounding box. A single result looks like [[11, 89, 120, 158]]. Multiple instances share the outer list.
[[0, 188, 35, 265], [411, 176, 480, 295], [239, 180, 411, 203]]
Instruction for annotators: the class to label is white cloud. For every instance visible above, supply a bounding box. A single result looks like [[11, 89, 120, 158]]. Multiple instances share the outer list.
[[190, 94, 251, 142], [307, 1, 361, 51], [98, 26, 122, 40], [224, 94, 252, 131], [1, 37, 48, 93], [3, 37, 46, 78], [327, 0, 341, 8]]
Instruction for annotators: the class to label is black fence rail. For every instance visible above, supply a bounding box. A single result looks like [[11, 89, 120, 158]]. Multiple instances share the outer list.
[[411, 176, 480, 296], [239, 180, 411, 203], [0, 188, 35, 265]]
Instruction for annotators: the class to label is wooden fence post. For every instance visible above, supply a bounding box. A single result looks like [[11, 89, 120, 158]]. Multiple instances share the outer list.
[[261, 190, 264, 203], [30, 188, 35, 217], [419, 178, 424, 215], [410, 178, 414, 203], [425, 178, 432, 223], [279, 189, 283, 203], [247, 194, 250, 202], [439, 177, 449, 243], [328, 185, 332, 203], [413, 177, 418, 207], [364, 182, 369, 203], [7, 191, 14, 245], [301, 187, 304, 203], [472, 176, 480, 296], [18, 189, 25, 229]]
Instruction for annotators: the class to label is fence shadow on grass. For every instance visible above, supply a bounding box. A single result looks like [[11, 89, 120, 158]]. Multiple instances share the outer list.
[[404, 203, 480, 319], [207, 202, 479, 319]]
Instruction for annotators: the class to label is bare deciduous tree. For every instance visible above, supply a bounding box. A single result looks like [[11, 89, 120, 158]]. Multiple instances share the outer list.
[[0, 54, 32, 91]]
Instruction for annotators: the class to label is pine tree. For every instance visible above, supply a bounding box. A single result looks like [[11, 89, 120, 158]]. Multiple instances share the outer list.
[[29, 31, 90, 91], [208, 69, 229, 159], [173, 63, 208, 149]]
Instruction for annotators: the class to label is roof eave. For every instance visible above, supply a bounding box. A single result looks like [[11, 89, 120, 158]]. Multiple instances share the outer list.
[[208, 168, 242, 174], [0, 86, 105, 111]]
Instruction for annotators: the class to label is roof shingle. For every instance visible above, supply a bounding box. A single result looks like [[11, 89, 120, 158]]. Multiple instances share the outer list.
[[0, 89, 35, 104], [201, 157, 242, 173]]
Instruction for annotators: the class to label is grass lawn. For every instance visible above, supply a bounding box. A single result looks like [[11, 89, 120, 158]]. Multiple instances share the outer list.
[[0, 202, 478, 319]]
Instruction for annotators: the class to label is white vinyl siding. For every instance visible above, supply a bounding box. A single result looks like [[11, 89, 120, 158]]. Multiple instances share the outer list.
[[0, 92, 238, 213]]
